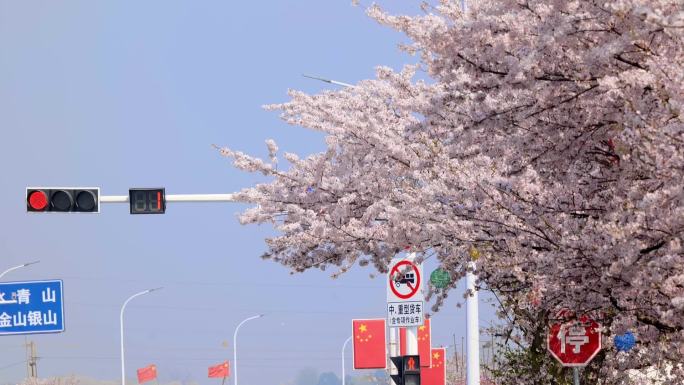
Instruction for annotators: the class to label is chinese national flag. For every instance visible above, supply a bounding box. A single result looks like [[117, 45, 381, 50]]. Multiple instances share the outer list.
[[136, 364, 157, 384], [352, 319, 386, 369], [421, 348, 446, 385], [400, 318, 432, 366], [208, 361, 230, 378]]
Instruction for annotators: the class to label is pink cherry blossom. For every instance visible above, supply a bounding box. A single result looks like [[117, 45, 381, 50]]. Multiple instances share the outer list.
[[217, 1, 683, 382]]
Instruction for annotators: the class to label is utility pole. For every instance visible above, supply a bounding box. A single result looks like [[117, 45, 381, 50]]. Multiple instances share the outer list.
[[453, 334, 458, 374], [26, 340, 38, 378], [491, 332, 496, 373], [461, 336, 465, 378]]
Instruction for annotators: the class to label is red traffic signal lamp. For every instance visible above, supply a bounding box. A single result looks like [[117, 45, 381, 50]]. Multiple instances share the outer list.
[[390, 355, 420, 385], [26, 187, 100, 213]]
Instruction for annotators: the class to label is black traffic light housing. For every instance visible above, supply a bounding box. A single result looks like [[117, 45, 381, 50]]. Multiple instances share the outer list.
[[129, 188, 166, 214], [390, 355, 420, 385], [390, 357, 403, 385], [26, 187, 100, 213]]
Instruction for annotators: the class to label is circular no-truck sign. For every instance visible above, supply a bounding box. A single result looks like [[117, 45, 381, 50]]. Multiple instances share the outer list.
[[388, 260, 422, 300]]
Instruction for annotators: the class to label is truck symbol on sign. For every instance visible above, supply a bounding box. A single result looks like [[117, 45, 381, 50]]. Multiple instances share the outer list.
[[394, 272, 415, 287]]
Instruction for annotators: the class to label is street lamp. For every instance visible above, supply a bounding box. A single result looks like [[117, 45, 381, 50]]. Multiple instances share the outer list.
[[341, 336, 352, 385], [120, 288, 162, 385], [302, 74, 354, 88], [233, 314, 264, 385], [0, 261, 40, 280]]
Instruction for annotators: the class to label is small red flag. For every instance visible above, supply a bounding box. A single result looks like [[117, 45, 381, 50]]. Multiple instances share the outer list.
[[352, 319, 387, 369], [136, 364, 157, 384], [400, 318, 432, 366], [421, 348, 446, 385], [208, 361, 230, 378]]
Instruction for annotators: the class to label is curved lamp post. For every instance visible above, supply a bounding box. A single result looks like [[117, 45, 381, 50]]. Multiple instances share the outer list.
[[233, 314, 264, 385], [120, 288, 162, 385], [341, 336, 352, 385], [0, 261, 40, 280]]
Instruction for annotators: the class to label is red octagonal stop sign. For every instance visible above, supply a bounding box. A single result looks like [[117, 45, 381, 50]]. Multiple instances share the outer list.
[[548, 315, 601, 366]]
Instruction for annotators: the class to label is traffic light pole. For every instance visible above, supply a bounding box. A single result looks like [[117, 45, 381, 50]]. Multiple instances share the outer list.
[[389, 326, 398, 384], [100, 193, 236, 203]]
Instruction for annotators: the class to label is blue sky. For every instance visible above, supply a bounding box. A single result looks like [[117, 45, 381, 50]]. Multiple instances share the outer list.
[[0, 2, 496, 384]]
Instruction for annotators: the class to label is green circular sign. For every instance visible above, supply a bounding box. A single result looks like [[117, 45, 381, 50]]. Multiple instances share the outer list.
[[430, 268, 451, 289]]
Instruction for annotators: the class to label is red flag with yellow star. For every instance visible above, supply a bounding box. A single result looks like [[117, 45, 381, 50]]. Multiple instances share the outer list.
[[352, 319, 386, 369], [136, 364, 157, 384], [399, 318, 432, 366], [208, 361, 230, 378], [421, 348, 446, 385]]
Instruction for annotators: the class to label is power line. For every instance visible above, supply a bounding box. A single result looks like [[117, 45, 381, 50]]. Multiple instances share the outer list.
[[59, 275, 380, 289], [0, 360, 26, 371]]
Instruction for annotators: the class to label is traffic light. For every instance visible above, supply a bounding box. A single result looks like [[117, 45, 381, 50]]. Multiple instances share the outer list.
[[402, 355, 420, 385], [390, 357, 403, 385], [26, 187, 100, 213], [390, 355, 421, 385], [129, 188, 166, 214]]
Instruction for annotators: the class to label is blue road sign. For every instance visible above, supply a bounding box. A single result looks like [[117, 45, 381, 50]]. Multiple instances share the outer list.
[[0, 280, 64, 335]]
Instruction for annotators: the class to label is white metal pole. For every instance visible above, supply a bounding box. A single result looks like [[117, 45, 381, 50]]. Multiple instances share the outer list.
[[573, 367, 580, 385], [466, 262, 480, 385], [0, 261, 40, 280], [405, 327, 418, 355], [100, 194, 236, 204], [389, 326, 398, 378], [460, 1, 477, 383], [342, 336, 352, 385], [404, 252, 420, 357], [233, 314, 263, 385], [120, 288, 162, 385]]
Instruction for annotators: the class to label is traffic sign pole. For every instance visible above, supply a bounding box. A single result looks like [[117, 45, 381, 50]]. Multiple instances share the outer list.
[[389, 326, 398, 384], [405, 326, 418, 355], [573, 367, 580, 385]]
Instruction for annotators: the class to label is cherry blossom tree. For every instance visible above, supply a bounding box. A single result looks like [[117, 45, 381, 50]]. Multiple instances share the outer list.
[[18, 377, 79, 385], [216, 1, 683, 382]]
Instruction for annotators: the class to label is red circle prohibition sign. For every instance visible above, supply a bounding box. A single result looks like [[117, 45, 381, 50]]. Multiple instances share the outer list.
[[389, 260, 421, 299]]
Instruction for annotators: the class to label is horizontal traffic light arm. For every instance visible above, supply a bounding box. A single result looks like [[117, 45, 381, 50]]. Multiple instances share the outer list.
[[100, 193, 236, 203]]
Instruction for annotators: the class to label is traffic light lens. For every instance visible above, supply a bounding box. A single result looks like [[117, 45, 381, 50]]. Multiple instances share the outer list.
[[51, 190, 73, 211], [75, 190, 97, 211], [28, 191, 48, 210]]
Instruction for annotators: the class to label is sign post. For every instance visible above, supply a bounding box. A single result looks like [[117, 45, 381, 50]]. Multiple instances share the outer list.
[[547, 314, 602, 385], [0, 280, 64, 336]]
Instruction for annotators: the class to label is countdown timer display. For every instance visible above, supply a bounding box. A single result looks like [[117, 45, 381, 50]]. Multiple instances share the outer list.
[[129, 188, 166, 214]]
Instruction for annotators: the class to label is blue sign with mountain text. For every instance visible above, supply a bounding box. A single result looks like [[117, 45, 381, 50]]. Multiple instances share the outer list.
[[0, 280, 64, 335]]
